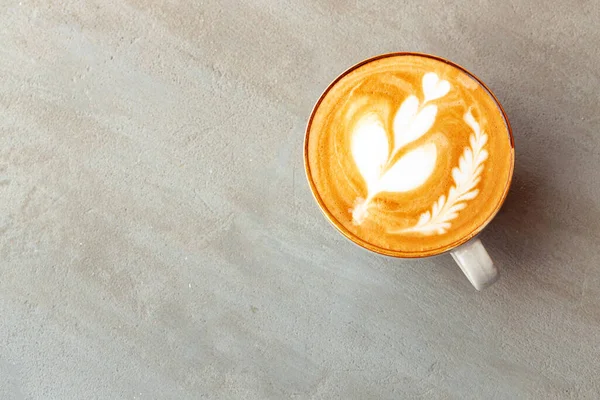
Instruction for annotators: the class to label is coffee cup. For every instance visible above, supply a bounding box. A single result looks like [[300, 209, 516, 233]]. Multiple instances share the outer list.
[[304, 52, 514, 290]]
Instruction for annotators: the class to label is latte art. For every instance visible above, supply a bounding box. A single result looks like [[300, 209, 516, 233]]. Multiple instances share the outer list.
[[397, 108, 488, 235], [305, 54, 514, 257], [350, 72, 455, 226]]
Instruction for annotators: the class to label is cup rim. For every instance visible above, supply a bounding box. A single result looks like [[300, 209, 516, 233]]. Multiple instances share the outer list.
[[303, 51, 515, 258]]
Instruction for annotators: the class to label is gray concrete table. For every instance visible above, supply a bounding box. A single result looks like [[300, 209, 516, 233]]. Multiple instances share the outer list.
[[1, 1, 599, 399]]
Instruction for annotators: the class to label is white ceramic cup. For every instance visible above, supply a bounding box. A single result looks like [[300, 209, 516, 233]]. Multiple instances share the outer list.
[[304, 52, 514, 290]]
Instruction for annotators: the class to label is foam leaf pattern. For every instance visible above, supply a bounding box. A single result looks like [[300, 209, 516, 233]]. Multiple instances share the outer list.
[[394, 109, 488, 235], [423, 72, 451, 103], [376, 144, 437, 193], [351, 113, 389, 193], [393, 99, 437, 152], [392, 95, 418, 150]]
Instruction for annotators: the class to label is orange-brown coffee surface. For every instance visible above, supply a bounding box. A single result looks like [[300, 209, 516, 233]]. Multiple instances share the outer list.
[[305, 54, 514, 256]]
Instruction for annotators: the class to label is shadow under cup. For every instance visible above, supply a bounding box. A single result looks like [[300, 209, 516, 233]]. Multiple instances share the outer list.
[[304, 53, 514, 287]]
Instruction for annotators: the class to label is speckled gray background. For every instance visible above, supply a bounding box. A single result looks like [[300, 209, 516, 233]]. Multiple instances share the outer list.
[[1, 1, 599, 399]]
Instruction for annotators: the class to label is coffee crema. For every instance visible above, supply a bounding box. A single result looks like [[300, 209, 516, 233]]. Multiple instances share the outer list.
[[305, 53, 514, 257]]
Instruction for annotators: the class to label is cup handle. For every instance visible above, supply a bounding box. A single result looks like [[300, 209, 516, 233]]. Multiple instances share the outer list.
[[450, 238, 498, 290]]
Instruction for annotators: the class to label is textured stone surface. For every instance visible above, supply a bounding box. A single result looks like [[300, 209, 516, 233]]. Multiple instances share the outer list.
[[1, 1, 599, 399]]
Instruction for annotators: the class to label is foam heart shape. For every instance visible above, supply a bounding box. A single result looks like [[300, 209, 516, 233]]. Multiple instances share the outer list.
[[422, 72, 450, 103]]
